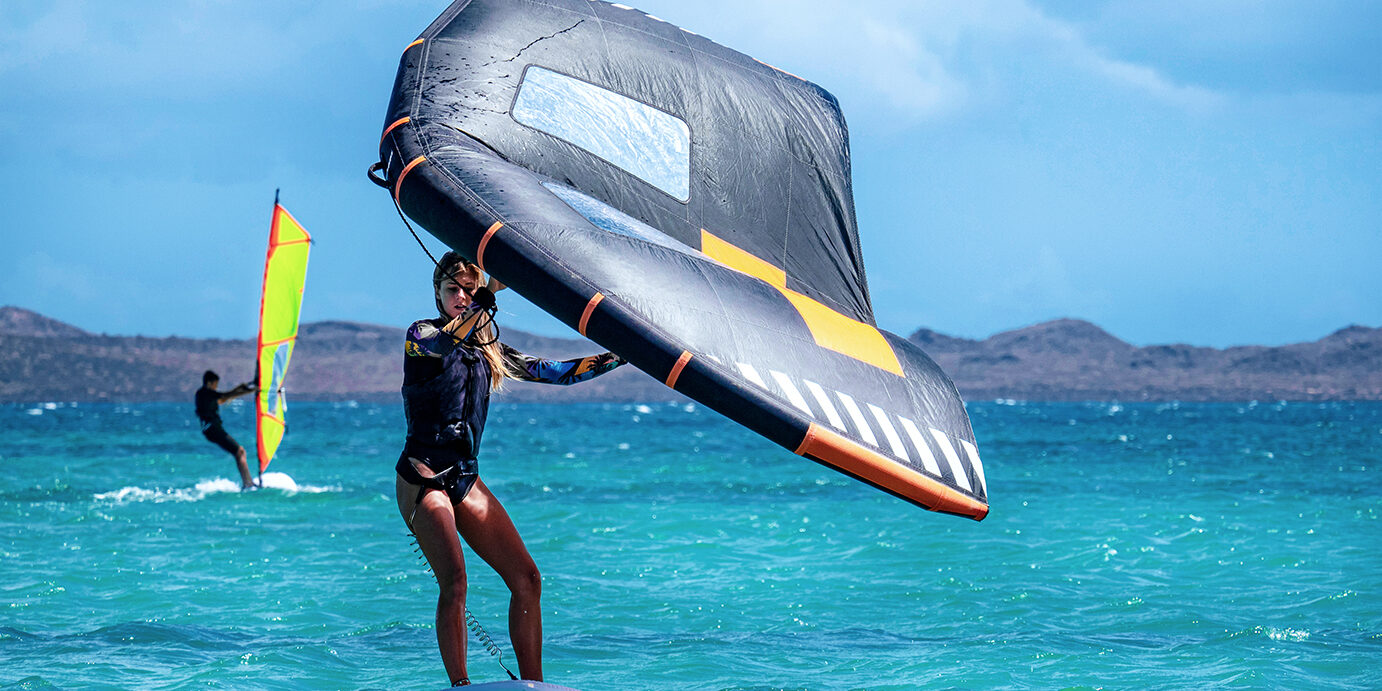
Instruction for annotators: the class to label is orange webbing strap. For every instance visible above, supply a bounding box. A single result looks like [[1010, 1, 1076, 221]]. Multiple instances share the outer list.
[[394, 156, 427, 203], [578, 293, 605, 337], [665, 351, 693, 389], [381, 116, 411, 145], [475, 222, 504, 272]]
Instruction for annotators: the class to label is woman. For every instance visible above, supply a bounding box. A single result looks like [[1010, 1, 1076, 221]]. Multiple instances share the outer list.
[[396, 251, 625, 686]]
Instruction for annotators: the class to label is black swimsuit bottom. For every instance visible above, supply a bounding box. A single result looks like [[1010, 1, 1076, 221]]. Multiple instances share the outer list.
[[396, 446, 479, 505]]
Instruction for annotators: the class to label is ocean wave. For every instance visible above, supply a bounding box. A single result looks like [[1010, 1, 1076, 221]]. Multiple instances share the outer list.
[[92, 473, 338, 505]]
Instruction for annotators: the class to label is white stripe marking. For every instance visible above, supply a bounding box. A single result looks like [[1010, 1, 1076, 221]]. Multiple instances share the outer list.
[[834, 392, 877, 447], [961, 440, 987, 495], [930, 429, 972, 492], [770, 370, 814, 417], [736, 363, 768, 389], [803, 380, 845, 431], [898, 417, 942, 476], [868, 404, 909, 461]]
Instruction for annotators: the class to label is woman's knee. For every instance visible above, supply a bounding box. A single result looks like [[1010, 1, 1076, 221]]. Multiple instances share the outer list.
[[437, 567, 468, 603], [510, 565, 541, 600]]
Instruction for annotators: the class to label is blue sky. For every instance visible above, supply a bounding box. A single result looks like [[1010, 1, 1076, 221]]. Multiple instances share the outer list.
[[1, 0, 1377, 348]]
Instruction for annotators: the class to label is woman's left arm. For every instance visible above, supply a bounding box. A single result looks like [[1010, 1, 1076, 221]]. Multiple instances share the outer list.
[[500, 343, 626, 386]]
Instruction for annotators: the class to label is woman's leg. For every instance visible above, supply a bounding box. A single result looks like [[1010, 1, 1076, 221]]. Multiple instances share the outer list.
[[454, 478, 543, 681], [397, 474, 470, 685]]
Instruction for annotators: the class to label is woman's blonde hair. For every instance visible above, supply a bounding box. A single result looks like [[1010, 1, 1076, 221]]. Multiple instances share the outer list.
[[433, 252, 514, 390]]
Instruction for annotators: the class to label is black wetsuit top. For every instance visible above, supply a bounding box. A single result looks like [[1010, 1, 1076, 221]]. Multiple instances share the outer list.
[[195, 386, 240, 455], [397, 316, 625, 503], [195, 386, 222, 431]]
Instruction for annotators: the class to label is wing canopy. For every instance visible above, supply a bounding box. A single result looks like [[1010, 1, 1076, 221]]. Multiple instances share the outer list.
[[376, 0, 988, 519]]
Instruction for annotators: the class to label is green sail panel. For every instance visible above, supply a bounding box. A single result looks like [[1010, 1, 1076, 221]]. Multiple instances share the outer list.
[[255, 202, 311, 473]]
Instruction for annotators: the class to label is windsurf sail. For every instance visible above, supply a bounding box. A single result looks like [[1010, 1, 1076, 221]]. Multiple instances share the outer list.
[[372, 0, 989, 520], [255, 194, 311, 475]]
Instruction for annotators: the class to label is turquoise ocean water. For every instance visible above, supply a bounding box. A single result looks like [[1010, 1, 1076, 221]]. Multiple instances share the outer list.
[[1, 399, 1378, 689]]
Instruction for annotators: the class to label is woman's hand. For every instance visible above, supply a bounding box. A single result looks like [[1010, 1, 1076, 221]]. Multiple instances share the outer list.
[[472, 286, 496, 311], [442, 307, 479, 335]]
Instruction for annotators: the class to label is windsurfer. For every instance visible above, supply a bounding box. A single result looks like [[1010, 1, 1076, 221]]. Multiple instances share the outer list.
[[194, 370, 258, 489], [395, 251, 624, 685]]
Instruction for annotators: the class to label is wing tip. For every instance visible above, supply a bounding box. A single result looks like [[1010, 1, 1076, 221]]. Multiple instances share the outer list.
[[797, 423, 989, 520]]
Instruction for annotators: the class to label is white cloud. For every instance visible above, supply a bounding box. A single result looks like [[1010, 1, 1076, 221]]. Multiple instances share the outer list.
[[2, 0, 1220, 127], [1088, 56, 1221, 110], [854, 17, 967, 115], [645, 0, 1223, 121], [948, 0, 1224, 110], [0, 1, 402, 98], [641, 0, 970, 119]]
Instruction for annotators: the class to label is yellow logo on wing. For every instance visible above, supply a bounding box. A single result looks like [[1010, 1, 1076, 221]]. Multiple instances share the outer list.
[[699, 230, 903, 377]]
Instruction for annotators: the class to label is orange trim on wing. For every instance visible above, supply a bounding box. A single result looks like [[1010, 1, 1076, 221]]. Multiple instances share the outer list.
[[395, 156, 427, 203], [475, 222, 504, 271], [578, 292, 605, 336], [405, 38, 424, 52], [796, 423, 988, 520], [380, 116, 411, 145], [665, 351, 693, 389]]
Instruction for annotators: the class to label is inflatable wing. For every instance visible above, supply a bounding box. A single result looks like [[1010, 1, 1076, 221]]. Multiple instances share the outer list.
[[373, 0, 988, 520]]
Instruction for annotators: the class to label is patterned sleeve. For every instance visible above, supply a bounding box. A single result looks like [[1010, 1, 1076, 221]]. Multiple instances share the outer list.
[[500, 343, 626, 385], [405, 319, 458, 358]]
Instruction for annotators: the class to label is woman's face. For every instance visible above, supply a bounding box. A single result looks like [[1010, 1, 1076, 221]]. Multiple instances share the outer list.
[[436, 268, 479, 320]]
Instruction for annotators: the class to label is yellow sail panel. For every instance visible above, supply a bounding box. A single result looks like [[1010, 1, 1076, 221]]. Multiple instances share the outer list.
[[256, 203, 311, 473]]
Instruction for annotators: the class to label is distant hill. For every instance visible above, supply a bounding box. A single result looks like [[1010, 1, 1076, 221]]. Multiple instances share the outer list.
[[0, 306, 89, 339], [908, 318, 1382, 401], [0, 306, 672, 403], [2, 306, 1379, 402]]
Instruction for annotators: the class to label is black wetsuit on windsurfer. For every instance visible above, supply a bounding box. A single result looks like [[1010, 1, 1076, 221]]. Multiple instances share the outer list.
[[194, 370, 258, 489]]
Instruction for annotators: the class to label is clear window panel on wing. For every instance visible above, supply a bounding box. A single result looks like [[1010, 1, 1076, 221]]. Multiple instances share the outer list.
[[513, 66, 691, 201], [542, 182, 695, 255]]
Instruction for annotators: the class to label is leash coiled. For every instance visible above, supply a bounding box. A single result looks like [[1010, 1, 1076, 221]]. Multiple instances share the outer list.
[[409, 532, 519, 681], [466, 609, 519, 680]]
